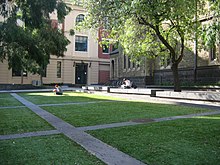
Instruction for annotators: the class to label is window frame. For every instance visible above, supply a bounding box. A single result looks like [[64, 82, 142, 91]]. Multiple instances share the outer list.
[[210, 46, 216, 61], [57, 61, 61, 78], [76, 14, 85, 25], [12, 68, 27, 77], [75, 35, 88, 52]]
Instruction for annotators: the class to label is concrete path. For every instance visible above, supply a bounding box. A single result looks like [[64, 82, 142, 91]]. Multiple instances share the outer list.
[[10, 93, 146, 165], [0, 130, 60, 140]]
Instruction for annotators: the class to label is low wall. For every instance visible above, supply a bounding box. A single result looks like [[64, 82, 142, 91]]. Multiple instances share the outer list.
[[0, 84, 44, 90], [154, 65, 220, 85]]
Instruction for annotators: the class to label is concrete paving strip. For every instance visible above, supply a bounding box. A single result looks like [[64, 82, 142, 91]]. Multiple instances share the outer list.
[[0, 130, 60, 140], [38, 100, 117, 107], [77, 111, 220, 131], [78, 122, 142, 131], [0, 105, 25, 109], [11, 93, 147, 165]]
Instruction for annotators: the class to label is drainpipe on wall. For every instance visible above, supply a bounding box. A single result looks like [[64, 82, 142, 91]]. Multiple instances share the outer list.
[[194, 0, 198, 83]]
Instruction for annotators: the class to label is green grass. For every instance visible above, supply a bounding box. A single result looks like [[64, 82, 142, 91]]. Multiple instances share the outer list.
[[43, 101, 211, 127], [18, 92, 121, 104], [0, 134, 104, 165], [88, 115, 220, 165], [0, 107, 54, 135], [0, 93, 22, 107]]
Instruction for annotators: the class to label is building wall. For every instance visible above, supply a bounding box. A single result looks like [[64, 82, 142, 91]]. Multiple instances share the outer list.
[[97, 28, 111, 84], [110, 36, 220, 87], [0, 3, 110, 86]]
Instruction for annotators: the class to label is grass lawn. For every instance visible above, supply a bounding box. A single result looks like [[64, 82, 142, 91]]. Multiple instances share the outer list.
[[0, 107, 54, 135], [0, 134, 104, 165], [18, 92, 121, 105], [43, 101, 212, 127], [0, 93, 22, 107], [88, 115, 220, 165]]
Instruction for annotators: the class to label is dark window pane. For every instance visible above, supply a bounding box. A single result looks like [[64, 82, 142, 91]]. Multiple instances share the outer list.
[[102, 44, 109, 53], [75, 36, 88, 52], [57, 61, 61, 78], [76, 14, 84, 24], [12, 68, 27, 77]]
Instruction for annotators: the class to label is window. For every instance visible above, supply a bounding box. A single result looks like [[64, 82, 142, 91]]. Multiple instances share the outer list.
[[76, 14, 84, 25], [102, 44, 109, 54], [132, 61, 135, 68], [103, 17, 109, 29], [42, 66, 47, 77], [112, 42, 119, 52], [57, 61, 61, 78], [123, 55, 126, 69], [128, 57, 131, 68], [73, 0, 83, 6], [75, 36, 88, 52], [210, 46, 216, 61], [12, 68, 27, 77]]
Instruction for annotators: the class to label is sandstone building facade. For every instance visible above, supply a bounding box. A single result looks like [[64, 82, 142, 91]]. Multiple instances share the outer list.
[[0, 1, 110, 86]]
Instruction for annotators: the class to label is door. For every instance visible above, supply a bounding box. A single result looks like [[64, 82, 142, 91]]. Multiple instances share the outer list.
[[75, 63, 88, 85]]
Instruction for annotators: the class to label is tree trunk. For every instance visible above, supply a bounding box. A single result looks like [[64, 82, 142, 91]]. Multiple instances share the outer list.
[[171, 63, 181, 92], [40, 74, 43, 86], [21, 69, 24, 85]]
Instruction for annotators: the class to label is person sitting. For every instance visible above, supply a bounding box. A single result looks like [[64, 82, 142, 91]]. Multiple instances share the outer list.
[[121, 78, 132, 89], [53, 84, 63, 95]]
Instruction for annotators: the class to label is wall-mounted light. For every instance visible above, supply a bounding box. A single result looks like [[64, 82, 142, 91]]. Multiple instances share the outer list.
[[73, 61, 76, 67], [89, 62, 91, 68]]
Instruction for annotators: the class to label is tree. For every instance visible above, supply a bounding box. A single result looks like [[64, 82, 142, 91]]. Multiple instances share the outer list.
[[202, 0, 220, 47], [0, 0, 71, 84], [77, 0, 208, 91]]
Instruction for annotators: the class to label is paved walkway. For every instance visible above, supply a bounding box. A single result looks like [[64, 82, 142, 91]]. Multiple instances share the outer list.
[[9, 93, 146, 165], [1, 91, 219, 165]]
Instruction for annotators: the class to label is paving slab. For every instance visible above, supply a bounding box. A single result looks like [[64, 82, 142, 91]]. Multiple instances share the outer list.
[[78, 121, 142, 131], [11, 93, 146, 165], [0, 105, 25, 109], [0, 130, 60, 140]]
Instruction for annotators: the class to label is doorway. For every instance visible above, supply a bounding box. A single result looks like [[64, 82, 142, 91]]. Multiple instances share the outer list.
[[75, 63, 88, 85]]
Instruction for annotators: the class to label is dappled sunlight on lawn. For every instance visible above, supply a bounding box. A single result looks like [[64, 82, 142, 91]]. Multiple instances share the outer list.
[[18, 92, 124, 105], [22, 92, 124, 100], [194, 115, 220, 120]]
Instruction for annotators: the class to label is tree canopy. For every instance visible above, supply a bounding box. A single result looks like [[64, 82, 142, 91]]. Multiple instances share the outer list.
[[0, 0, 71, 83], [75, 0, 219, 91]]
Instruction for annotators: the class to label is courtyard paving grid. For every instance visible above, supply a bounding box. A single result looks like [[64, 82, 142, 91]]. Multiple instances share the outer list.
[[0, 89, 220, 165]]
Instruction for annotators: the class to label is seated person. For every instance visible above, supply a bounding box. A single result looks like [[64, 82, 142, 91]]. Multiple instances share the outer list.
[[121, 78, 132, 89], [53, 84, 63, 95]]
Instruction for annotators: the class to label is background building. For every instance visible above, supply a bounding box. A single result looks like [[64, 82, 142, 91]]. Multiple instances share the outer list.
[[0, 1, 110, 86]]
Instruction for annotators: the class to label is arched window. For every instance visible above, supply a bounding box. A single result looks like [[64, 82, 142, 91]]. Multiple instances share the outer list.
[[76, 14, 84, 24]]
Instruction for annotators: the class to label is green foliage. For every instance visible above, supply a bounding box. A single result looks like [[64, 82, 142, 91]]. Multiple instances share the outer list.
[[202, 0, 220, 48], [78, 0, 210, 91], [0, 0, 71, 80], [81, 0, 205, 60]]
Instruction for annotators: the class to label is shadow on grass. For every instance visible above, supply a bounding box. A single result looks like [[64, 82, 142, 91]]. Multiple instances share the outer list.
[[88, 116, 220, 165]]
